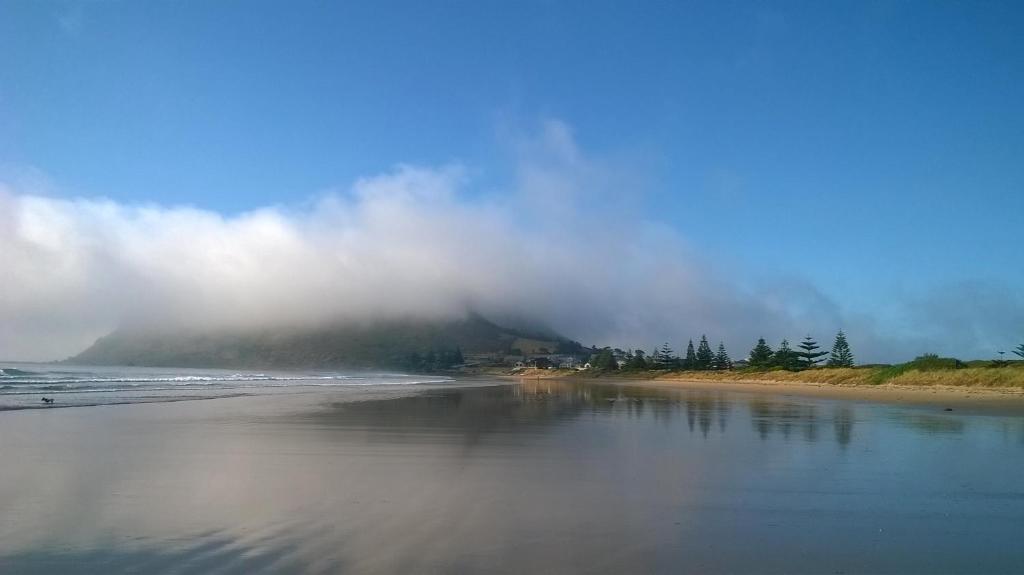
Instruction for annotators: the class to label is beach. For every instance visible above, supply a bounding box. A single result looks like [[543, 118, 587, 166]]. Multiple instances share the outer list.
[[2, 374, 1024, 573], [634, 378, 1024, 415], [506, 369, 1024, 415]]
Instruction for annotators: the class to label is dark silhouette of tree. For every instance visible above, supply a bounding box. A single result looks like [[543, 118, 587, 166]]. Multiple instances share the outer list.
[[834, 406, 854, 448], [682, 339, 697, 370], [796, 335, 828, 369], [827, 331, 854, 367], [625, 349, 649, 370], [772, 339, 798, 370], [713, 342, 732, 370], [656, 342, 678, 369], [695, 335, 714, 370], [405, 348, 465, 372], [1013, 344, 1024, 359], [591, 348, 618, 371], [748, 338, 773, 369]]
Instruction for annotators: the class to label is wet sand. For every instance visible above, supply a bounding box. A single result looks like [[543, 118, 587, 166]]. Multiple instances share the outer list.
[[2, 379, 1024, 574], [632, 378, 1024, 416], [508, 372, 1024, 416]]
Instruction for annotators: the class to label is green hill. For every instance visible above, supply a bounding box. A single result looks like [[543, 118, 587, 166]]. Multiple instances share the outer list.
[[68, 314, 581, 370]]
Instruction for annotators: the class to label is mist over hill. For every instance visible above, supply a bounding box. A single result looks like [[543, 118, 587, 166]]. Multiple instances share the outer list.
[[4, 122, 1019, 364], [69, 314, 582, 370]]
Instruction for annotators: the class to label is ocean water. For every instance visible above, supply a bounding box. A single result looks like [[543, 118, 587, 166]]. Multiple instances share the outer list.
[[0, 363, 452, 410], [1, 378, 1023, 573]]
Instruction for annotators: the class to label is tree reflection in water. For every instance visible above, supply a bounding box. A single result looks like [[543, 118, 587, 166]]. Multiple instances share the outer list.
[[833, 405, 854, 448], [682, 392, 730, 438], [748, 398, 819, 442]]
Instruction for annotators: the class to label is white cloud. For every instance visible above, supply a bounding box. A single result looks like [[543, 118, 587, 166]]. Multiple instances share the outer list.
[[1, 121, 973, 363]]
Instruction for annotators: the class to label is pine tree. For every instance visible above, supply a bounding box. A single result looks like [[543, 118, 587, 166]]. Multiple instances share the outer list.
[[626, 349, 649, 370], [682, 339, 697, 370], [1013, 344, 1024, 360], [796, 335, 828, 369], [713, 342, 732, 370], [695, 335, 714, 370], [656, 342, 677, 369], [827, 330, 854, 367], [772, 339, 797, 370], [748, 338, 774, 369]]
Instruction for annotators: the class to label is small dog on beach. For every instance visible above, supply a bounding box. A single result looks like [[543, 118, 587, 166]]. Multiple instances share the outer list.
[[41, 397, 55, 404]]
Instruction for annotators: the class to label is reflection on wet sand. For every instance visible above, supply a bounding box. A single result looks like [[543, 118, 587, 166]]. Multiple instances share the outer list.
[[749, 398, 818, 442], [0, 530, 299, 575], [311, 380, 982, 451], [833, 405, 854, 448], [2, 379, 1023, 574], [311, 380, 995, 453], [895, 412, 966, 435], [998, 419, 1024, 445]]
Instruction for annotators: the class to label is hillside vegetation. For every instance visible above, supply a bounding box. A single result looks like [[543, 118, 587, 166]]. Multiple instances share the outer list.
[[69, 314, 579, 370]]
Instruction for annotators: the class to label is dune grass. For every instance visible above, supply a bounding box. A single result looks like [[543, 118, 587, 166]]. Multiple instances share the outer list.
[[885, 366, 1024, 388], [645, 360, 1024, 389], [511, 358, 1024, 389]]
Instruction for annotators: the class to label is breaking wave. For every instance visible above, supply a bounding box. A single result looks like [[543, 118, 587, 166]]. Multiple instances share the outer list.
[[0, 364, 453, 411]]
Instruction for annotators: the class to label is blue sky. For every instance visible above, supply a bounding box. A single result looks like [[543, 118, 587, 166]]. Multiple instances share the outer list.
[[2, 1, 1023, 359]]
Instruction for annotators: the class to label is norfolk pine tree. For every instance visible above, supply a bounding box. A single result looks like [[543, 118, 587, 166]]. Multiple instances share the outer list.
[[748, 338, 773, 369], [695, 335, 714, 370], [796, 335, 828, 369], [713, 342, 732, 370], [682, 340, 697, 370], [772, 339, 798, 370], [827, 330, 855, 367], [657, 342, 677, 370]]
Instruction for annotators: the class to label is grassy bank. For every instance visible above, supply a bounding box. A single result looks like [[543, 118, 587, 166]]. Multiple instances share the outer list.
[[656, 364, 1024, 389], [505, 358, 1024, 389]]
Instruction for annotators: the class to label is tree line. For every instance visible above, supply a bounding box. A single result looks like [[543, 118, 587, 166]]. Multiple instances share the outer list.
[[746, 331, 854, 369], [592, 330, 855, 372], [401, 348, 464, 372]]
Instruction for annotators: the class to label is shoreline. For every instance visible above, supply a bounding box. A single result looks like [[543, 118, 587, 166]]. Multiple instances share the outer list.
[[496, 371, 1024, 414]]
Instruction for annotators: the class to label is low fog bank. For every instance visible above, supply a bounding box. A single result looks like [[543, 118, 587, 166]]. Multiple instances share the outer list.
[[0, 122, 1015, 363]]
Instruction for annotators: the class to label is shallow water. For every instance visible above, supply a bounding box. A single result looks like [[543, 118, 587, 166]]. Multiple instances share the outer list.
[[1, 378, 1023, 573]]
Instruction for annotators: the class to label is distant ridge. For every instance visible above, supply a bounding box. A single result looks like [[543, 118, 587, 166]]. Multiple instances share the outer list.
[[68, 314, 582, 370]]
